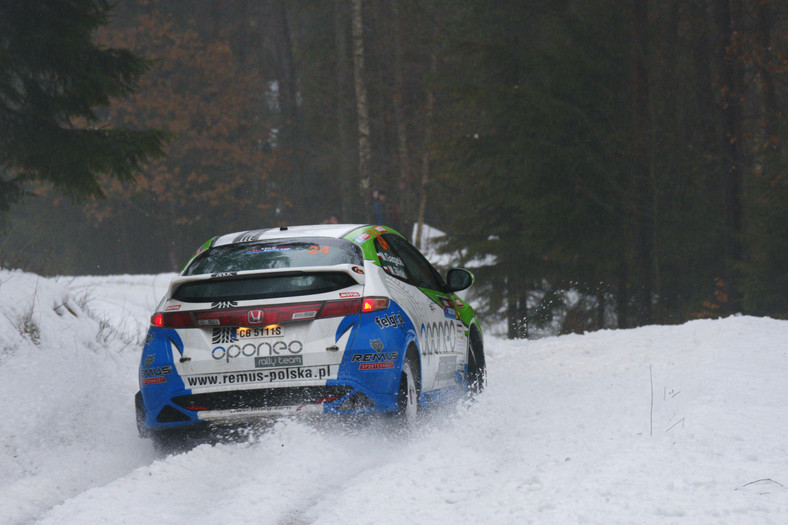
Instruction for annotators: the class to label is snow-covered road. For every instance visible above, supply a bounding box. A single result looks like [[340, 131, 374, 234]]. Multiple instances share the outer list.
[[1, 270, 787, 524]]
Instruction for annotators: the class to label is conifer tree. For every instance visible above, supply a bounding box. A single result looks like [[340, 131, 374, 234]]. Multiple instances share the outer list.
[[0, 0, 167, 213]]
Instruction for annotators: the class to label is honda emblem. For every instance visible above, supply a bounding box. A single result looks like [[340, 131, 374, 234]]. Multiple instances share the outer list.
[[247, 309, 265, 325]]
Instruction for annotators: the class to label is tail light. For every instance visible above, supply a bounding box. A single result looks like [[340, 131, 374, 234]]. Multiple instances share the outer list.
[[362, 297, 389, 312], [150, 297, 389, 328], [319, 299, 362, 318], [151, 312, 193, 328]]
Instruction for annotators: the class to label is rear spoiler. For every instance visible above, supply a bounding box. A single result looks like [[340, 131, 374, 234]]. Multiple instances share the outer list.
[[164, 264, 367, 303]]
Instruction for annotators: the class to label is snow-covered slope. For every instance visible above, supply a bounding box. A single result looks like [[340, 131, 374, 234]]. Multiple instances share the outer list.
[[1, 269, 787, 524]]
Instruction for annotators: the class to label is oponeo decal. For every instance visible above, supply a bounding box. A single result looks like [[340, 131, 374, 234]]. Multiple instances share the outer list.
[[420, 321, 456, 355], [211, 340, 304, 362]]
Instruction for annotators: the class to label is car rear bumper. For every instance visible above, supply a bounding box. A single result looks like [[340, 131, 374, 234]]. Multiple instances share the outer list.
[[139, 381, 399, 432]]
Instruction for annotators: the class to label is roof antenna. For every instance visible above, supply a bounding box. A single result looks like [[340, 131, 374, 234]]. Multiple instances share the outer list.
[[280, 226, 288, 231]]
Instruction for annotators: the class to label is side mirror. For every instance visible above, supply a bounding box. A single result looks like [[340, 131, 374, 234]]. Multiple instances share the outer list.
[[446, 268, 474, 292]]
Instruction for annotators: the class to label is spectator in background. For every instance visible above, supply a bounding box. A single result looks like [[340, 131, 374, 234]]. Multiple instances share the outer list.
[[373, 189, 387, 224]]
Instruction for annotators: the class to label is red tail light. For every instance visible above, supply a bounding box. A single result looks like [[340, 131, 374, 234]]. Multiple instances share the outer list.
[[151, 312, 195, 328], [319, 299, 362, 318], [362, 297, 390, 313]]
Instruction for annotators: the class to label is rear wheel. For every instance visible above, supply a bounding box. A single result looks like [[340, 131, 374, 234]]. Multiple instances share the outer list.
[[135, 391, 149, 438], [395, 354, 419, 424], [467, 327, 486, 395]]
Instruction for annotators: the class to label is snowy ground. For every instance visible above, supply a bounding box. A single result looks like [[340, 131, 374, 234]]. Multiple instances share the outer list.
[[1, 269, 787, 524]]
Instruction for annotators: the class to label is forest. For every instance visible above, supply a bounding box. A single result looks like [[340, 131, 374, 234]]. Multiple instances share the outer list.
[[1, 0, 787, 336]]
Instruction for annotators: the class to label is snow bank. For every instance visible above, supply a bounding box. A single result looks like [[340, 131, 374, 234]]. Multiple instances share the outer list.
[[1, 269, 787, 524], [0, 270, 169, 524]]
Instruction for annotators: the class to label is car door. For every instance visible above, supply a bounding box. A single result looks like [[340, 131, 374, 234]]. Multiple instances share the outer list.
[[373, 234, 464, 392]]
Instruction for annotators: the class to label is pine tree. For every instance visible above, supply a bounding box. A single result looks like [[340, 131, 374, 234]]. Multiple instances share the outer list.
[[0, 0, 167, 213]]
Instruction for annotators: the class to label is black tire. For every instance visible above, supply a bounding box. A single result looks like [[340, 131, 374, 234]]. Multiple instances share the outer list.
[[395, 351, 420, 424], [467, 326, 486, 394], [135, 391, 149, 438]]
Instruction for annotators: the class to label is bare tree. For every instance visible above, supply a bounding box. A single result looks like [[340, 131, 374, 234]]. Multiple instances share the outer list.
[[351, 0, 372, 220], [414, 48, 436, 249]]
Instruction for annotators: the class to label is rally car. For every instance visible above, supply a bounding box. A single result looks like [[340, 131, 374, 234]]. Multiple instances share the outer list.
[[135, 224, 485, 445]]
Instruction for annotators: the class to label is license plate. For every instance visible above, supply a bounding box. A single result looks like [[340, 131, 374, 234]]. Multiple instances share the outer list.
[[237, 325, 284, 338]]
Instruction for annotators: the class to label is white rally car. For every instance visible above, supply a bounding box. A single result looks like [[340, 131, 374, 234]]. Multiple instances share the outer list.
[[135, 224, 484, 446]]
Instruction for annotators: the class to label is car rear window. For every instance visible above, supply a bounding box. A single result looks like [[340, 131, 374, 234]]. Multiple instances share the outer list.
[[184, 238, 363, 276], [173, 272, 358, 303]]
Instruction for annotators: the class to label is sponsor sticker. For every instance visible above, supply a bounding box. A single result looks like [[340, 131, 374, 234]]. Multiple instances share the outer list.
[[359, 362, 395, 370], [246, 246, 292, 254], [211, 340, 303, 362], [375, 313, 404, 329], [255, 355, 303, 368], [420, 321, 457, 356], [439, 297, 459, 319], [186, 365, 332, 387], [140, 365, 173, 383], [352, 351, 398, 364], [165, 304, 182, 311], [340, 291, 361, 298]]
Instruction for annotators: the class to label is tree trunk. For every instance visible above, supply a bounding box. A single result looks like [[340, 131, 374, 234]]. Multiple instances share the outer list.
[[630, 0, 654, 325], [390, 0, 410, 235], [334, 0, 354, 222], [351, 0, 372, 221], [271, 0, 302, 221], [755, 0, 779, 149], [414, 49, 436, 249], [716, 0, 745, 314]]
